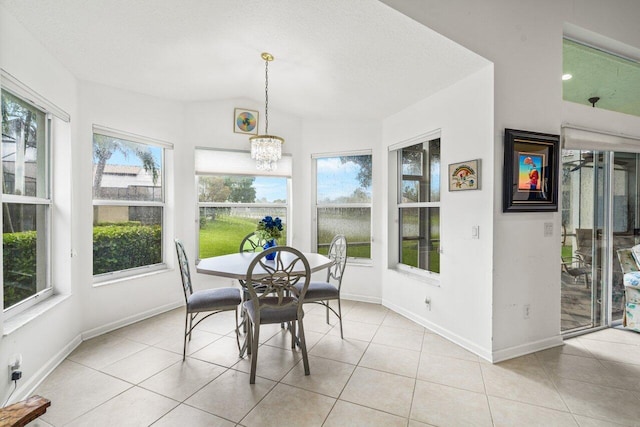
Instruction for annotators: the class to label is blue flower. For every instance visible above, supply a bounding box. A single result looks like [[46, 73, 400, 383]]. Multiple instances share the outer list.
[[256, 215, 284, 240]]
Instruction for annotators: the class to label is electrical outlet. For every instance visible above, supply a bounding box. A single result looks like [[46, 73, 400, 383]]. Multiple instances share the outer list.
[[523, 304, 530, 319], [8, 354, 22, 371], [425, 297, 431, 311]]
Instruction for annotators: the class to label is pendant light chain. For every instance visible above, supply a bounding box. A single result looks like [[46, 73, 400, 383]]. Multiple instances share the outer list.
[[264, 57, 269, 135], [249, 52, 283, 171]]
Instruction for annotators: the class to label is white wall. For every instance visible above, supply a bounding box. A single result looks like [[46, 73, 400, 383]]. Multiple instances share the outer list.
[[76, 81, 187, 335], [181, 100, 381, 300], [382, 0, 640, 360], [382, 66, 495, 359], [182, 99, 304, 290], [300, 119, 383, 302], [0, 4, 81, 403]]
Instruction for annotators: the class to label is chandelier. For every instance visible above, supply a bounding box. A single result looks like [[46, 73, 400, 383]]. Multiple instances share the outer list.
[[250, 52, 284, 171]]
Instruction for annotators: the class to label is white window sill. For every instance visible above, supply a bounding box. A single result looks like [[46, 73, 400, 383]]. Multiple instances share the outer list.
[[3, 294, 71, 336], [347, 258, 373, 267], [93, 266, 173, 287], [393, 265, 441, 287]]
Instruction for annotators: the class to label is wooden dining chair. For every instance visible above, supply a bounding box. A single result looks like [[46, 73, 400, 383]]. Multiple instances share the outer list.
[[295, 234, 348, 338], [243, 246, 311, 384], [175, 239, 242, 360]]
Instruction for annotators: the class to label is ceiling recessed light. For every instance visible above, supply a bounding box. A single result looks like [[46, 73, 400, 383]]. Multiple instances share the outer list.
[[562, 73, 573, 81]]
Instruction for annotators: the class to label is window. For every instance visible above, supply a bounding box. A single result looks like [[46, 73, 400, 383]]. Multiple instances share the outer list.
[[195, 149, 291, 259], [2, 89, 52, 312], [314, 153, 372, 259], [563, 38, 640, 119], [92, 126, 171, 279], [397, 138, 440, 273]]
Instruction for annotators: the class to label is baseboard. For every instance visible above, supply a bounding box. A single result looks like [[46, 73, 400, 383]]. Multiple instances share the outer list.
[[382, 299, 493, 362], [82, 300, 183, 340], [15, 333, 83, 403], [340, 293, 381, 304], [491, 335, 564, 363], [7, 301, 183, 403], [382, 300, 565, 362]]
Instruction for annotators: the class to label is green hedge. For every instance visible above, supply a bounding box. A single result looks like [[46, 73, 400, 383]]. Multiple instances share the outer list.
[[3, 224, 162, 307], [93, 223, 162, 275], [3, 231, 37, 309]]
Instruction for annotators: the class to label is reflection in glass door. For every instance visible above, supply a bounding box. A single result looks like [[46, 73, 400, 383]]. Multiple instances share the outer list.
[[561, 150, 602, 332], [561, 149, 640, 333], [611, 152, 639, 322]]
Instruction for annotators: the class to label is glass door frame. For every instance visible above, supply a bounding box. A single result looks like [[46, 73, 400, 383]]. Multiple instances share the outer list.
[[562, 150, 625, 336]]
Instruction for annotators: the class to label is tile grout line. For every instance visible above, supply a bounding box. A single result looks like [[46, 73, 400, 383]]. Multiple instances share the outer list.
[[406, 321, 425, 426], [319, 306, 410, 425], [237, 305, 340, 426], [477, 355, 495, 426], [533, 347, 594, 426], [43, 301, 640, 426]]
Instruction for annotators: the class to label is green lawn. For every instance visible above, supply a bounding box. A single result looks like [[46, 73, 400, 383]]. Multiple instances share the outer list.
[[201, 213, 441, 272], [401, 240, 440, 273], [316, 208, 371, 258], [318, 243, 370, 258], [200, 212, 371, 259], [199, 215, 287, 258]]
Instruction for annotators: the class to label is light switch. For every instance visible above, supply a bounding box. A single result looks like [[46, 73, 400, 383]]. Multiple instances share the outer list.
[[471, 226, 479, 239]]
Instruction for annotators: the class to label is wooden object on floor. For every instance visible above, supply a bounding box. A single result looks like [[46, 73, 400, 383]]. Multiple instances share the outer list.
[[0, 395, 51, 427]]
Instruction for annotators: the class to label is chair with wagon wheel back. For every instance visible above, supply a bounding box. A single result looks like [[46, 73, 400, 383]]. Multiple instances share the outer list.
[[239, 231, 266, 254], [175, 239, 242, 359], [238, 232, 267, 332], [243, 246, 311, 384], [295, 234, 348, 338], [238, 231, 268, 296]]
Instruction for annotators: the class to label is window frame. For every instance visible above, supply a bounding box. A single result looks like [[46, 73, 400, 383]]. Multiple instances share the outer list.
[[194, 148, 292, 261], [1, 87, 53, 316], [391, 132, 441, 277], [91, 125, 172, 283], [312, 150, 373, 263]]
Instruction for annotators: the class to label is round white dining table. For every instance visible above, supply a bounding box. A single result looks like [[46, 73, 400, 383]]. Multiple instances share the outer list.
[[196, 251, 333, 279]]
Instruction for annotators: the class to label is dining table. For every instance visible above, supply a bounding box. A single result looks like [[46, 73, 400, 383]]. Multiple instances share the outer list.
[[196, 251, 334, 279], [196, 250, 333, 355]]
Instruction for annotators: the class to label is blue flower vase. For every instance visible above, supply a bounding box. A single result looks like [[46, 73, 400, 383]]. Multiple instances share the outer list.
[[263, 239, 277, 260]]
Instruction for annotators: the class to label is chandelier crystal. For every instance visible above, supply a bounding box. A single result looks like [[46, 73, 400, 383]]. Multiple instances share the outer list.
[[250, 52, 284, 171]]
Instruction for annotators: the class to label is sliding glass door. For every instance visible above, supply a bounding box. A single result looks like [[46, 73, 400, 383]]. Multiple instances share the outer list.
[[561, 148, 640, 333], [611, 152, 639, 322], [561, 150, 602, 332]]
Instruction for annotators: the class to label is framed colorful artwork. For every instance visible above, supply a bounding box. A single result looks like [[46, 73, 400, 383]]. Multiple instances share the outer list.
[[503, 128, 559, 212], [449, 159, 480, 191], [234, 108, 259, 135]]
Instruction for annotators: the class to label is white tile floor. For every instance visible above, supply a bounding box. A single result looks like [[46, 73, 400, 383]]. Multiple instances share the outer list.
[[30, 301, 640, 426]]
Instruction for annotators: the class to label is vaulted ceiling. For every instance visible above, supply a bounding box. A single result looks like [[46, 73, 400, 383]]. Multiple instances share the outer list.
[[0, 0, 490, 120]]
